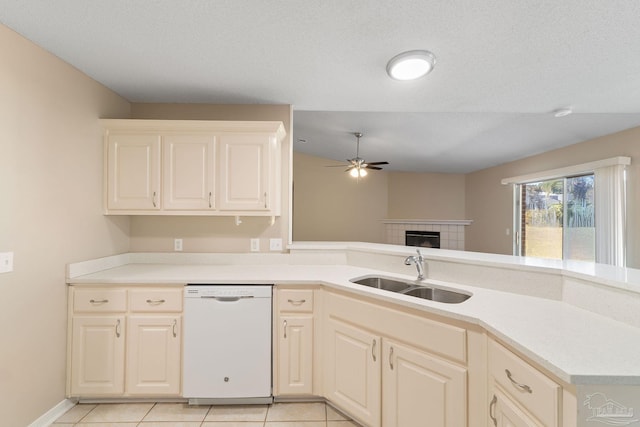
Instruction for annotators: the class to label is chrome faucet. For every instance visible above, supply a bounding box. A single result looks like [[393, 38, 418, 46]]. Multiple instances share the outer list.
[[404, 249, 425, 280]]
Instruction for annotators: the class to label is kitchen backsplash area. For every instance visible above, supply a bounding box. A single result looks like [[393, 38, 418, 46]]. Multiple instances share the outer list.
[[383, 220, 473, 250]]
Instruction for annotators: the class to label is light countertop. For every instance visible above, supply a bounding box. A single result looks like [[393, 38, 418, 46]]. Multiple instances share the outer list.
[[68, 260, 640, 386]]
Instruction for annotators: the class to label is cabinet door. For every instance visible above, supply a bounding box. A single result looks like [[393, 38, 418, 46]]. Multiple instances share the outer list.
[[70, 316, 125, 396], [126, 315, 181, 396], [218, 134, 272, 211], [162, 135, 216, 210], [490, 389, 544, 427], [277, 315, 313, 395], [107, 133, 161, 210], [325, 318, 381, 427], [382, 340, 467, 427]]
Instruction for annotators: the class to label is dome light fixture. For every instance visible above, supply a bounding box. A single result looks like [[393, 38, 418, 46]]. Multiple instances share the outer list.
[[386, 50, 436, 81], [553, 107, 573, 118]]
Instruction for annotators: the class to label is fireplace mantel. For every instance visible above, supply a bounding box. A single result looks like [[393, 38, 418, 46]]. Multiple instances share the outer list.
[[382, 219, 473, 226]]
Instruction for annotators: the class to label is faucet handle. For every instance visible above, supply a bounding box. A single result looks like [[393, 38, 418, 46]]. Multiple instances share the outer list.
[[416, 249, 423, 261]]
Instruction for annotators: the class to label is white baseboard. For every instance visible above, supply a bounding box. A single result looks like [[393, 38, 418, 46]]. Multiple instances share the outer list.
[[28, 399, 77, 427]]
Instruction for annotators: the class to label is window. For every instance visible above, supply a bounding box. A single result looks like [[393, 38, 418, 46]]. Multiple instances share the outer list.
[[517, 174, 595, 261], [502, 157, 630, 267]]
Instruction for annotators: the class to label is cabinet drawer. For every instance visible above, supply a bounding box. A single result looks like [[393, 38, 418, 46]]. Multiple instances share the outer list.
[[74, 288, 127, 313], [489, 340, 560, 427], [277, 289, 314, 312], [129, 288, 183, 312]]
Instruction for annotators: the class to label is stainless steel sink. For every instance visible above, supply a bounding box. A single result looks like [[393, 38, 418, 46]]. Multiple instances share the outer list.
[[350, 276, 413, 293], [350, 276, 471, 304], [400, 286, 471, 304]]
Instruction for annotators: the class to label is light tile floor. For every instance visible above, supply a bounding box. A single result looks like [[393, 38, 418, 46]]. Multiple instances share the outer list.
[[52, 402, 360, 426]]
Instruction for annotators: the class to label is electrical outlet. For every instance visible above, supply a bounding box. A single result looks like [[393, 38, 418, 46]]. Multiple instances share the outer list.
[[269, 238, 283, 251], [0, 252, 14, 273], [250, 238, 260, 252], [174, 239, 183, 252]]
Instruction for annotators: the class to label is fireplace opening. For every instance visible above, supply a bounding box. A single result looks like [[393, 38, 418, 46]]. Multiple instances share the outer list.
[[405, 231, 441, 249]]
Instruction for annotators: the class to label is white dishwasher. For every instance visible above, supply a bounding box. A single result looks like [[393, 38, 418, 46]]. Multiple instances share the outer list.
[[183, 284, 273, 405]]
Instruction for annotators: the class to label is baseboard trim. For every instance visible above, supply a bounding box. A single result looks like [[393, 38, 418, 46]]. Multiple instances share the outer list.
[[28, 398, 77, 427]]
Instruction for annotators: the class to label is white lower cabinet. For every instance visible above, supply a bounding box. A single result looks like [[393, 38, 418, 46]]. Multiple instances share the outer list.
[[490, 388, 543, 427], [274, 287, 316, 396], [68, 285, 183, 398], [126, 315, 181, 395], [382, 340, 467, 427], [322, 290, 469, 427], [325, 318, 382, 427], [488, 339, 560, 427], [70, 315, 126, 396]]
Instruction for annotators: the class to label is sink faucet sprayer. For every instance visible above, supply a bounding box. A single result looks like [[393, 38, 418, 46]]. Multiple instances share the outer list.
[[404, 249, 425, 280]]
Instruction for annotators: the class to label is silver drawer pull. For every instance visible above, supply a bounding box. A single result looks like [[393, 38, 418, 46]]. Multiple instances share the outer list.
[[172, 319, 177, 338], [90, 299, 109, 304], [146, 299, 166, 304], [505, 369, 533, 393], [389, 346, 394, 370], [372, 339, 377, 362], [283, 320, 288, 339], [115, 319, 121, 338], [489, 394, 497, 426], [287, 299, 306, 305]]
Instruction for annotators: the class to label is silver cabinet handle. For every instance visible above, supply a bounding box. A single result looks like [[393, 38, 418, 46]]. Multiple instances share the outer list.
[[489, 394, 497, 426], [208, 191, 212, 208], [287, 299, 306, 305], [146, 299, 166, 304], [283, 320, 287, 339], [389, 346, 394, 370], [152, 191, 157, 207], [505, 369, 533, 393], [172, 319, 177, 338], [90, 299, 109, 304], [264, 192, 268, 209], [115, 319, 121, 338], [372, 339, 377, 362]]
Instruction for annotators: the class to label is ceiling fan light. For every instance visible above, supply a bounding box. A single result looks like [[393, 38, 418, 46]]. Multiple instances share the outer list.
[[359, 168, 368, 177], [386, 50, 436, 81], [350, 168, 360, 178]]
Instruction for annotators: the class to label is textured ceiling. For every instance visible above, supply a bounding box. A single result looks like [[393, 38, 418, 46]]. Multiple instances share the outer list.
[[2, 1, 640, 172]]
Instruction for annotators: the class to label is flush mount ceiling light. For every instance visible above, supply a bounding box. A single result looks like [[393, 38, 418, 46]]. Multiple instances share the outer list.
[[386, 50, 436, 81], [553, 107, 573, 118]]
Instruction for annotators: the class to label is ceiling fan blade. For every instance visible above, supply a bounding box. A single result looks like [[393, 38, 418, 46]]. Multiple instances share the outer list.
[[366, 161, 389, 165], [365, 166, 383, 170], [325, 164, 349, 167]]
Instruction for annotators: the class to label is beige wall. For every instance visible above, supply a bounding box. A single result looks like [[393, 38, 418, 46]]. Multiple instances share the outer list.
[[292, 153, 468, 242], [465, 126, 640, 268], [387, 172, 466, 219], [0, 24, 131, 426], [293, 152, 389, 242], [128, 103, 292, 252]]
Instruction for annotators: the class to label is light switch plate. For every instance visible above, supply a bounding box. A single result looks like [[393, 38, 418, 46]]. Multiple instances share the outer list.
[[174, 239, 183, 252], [250, 238, 260, 252], [269, 238, 283, 251], [0, 252, 14, 273]]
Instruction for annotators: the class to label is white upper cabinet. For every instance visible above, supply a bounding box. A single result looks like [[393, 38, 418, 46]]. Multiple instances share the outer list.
[[106, 133, 161, 211], [163, 134, 216, 211], [102, 119, 285, 216], [218, 133, 275, 212]]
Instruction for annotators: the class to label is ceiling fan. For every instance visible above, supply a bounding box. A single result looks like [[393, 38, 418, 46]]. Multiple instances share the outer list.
[[328, 132, 389, 178]]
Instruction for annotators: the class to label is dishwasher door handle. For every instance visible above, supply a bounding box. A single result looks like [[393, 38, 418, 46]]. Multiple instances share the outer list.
[[200, 295, 255, 302]]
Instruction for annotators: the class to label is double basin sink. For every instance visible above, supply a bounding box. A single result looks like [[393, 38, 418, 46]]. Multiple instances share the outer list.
[[350, 276, 471, 304]]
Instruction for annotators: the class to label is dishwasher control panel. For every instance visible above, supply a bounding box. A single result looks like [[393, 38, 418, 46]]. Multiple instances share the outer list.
[[185, 284, 273, 298]]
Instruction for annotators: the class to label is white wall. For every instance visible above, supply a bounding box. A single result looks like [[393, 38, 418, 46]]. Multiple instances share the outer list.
[[0, 24, 130, 426]]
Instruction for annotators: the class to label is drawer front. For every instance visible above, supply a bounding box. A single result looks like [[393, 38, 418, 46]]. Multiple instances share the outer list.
[[489, 340, 560, 427], [73, 288, 127, 313], [129, 288, 183, 312], [277, 289, 314, 313]]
